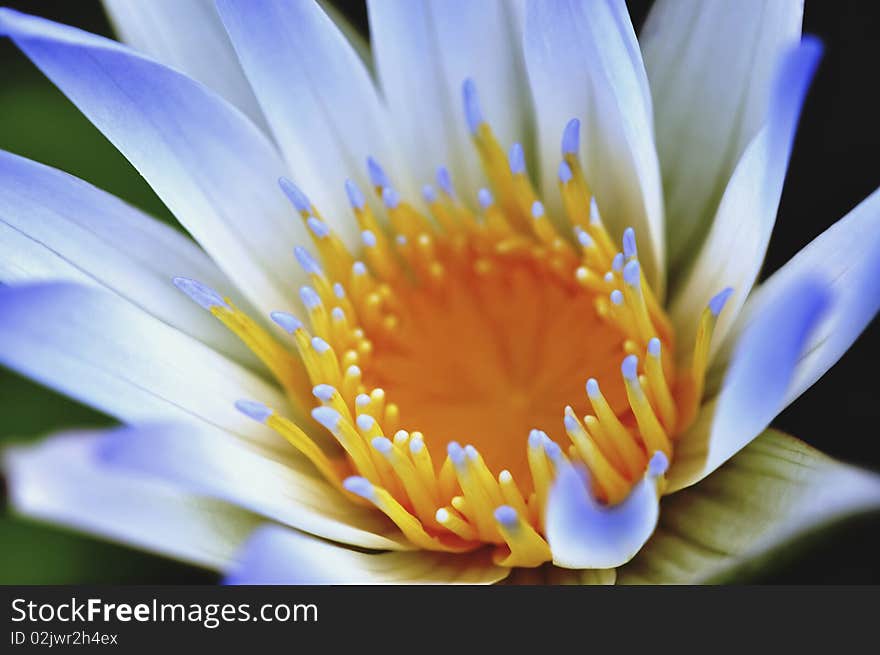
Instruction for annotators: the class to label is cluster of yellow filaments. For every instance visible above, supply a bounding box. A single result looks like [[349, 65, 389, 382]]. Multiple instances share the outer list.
[[175, 79, 731, 568]]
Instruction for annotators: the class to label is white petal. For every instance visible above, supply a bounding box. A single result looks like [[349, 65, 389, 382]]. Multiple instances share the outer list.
[[4, 429, 263, 570], [100, 421, 410, 551], [367, 0, 530, 203], [523, 0, 665, 290], [668, 275, 830, 492], [546, 455, 668, 569], [641, 0, 803, 271], [216, 0, 402, 248], [225, 524, 509, 584], [101, 0, 268, 132], [0, 8, 307, 316], [0, 283, 287, 450], [733, 186, 880, 407], [669, 38, 822, 355], [0, 149, 258, 369], [620, 430, 880, 584]]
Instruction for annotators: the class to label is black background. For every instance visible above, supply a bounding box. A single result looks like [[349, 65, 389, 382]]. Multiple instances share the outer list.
[[0, 0, 877, 583]]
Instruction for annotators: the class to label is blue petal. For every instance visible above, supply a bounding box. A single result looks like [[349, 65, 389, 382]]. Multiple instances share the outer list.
[[547, 455, 667, 569], [4, 426, 261, 570], [0, 282, 285, 446], [670, 38, 823, 352], [670, 275, 831, 490], [102, 0, 268, 131], [0, 8, 305, 316], [0, 149, 257, 367], [216, 0, 403, 247], [224, 525, 508, 584]]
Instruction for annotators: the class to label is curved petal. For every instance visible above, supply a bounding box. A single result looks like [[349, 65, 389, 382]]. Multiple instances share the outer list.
[[225, 524, 509, 584], [4, 429, 263, 570], [523, 0, 664, 291], [367, 0, 530, 203], [99, 421, 410, 551], [0, 149, 258, 369], [101, 0, 268, 132], [216, 0, 403, 248], [737, 186, 880, 408], [669, 37, 822, 355], [0, 8, 307, 316], [668, 275, 830, 492], [620, 430, 880, 584], [641, 0, 803, 271], [0, 283, 287, 449], [546, 455, 668, 569]]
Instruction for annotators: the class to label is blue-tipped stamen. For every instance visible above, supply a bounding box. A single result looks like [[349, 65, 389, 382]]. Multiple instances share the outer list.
[[531, 200, 545, 219], [361, 230, 378, 248], [235, 399, 273, 423], [294, 246, 322, 275], [382, 186, 400, 209], [621, 354, 639, 381], [436, 166, 455, 197], [312, 384, 336, 402], [173, 276, 228, 310], [622, 227, 637, 260], [422, 184, 437, 203], [709, 287, 734, 316], [343, 476, 375, 500], [509, 143, 526, 174], [462, 78, 483, 135], [372, 436, 393, 454], [306, 216, 330, 239], [447, 441, 466, 467], [278, 177, 311, 213], [562, 118, 580, 155], [367, 156, 390, 188], [623, 260, 641, 288], [574, 227, 593, 248], [478, 188, 494, 209], [494, 505, 518, 527], [311, 336, 330, 354], [311, 406, 341, 434], [299, 286, 321, 309], [345, 178, 365, 210], [270, 311, 302, 334]]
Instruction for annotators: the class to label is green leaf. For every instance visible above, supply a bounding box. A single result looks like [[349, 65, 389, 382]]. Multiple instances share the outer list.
[[618, 429, 880, 584]]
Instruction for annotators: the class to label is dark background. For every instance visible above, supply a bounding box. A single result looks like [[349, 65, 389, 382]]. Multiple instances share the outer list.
[[0, 0, 877, 583]]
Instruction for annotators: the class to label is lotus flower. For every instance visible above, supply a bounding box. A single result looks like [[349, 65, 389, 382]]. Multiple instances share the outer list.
[[1, 0, 879, 584]]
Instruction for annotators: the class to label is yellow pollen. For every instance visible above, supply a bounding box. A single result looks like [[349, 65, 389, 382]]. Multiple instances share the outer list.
[[189, 82, 732, 568]]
